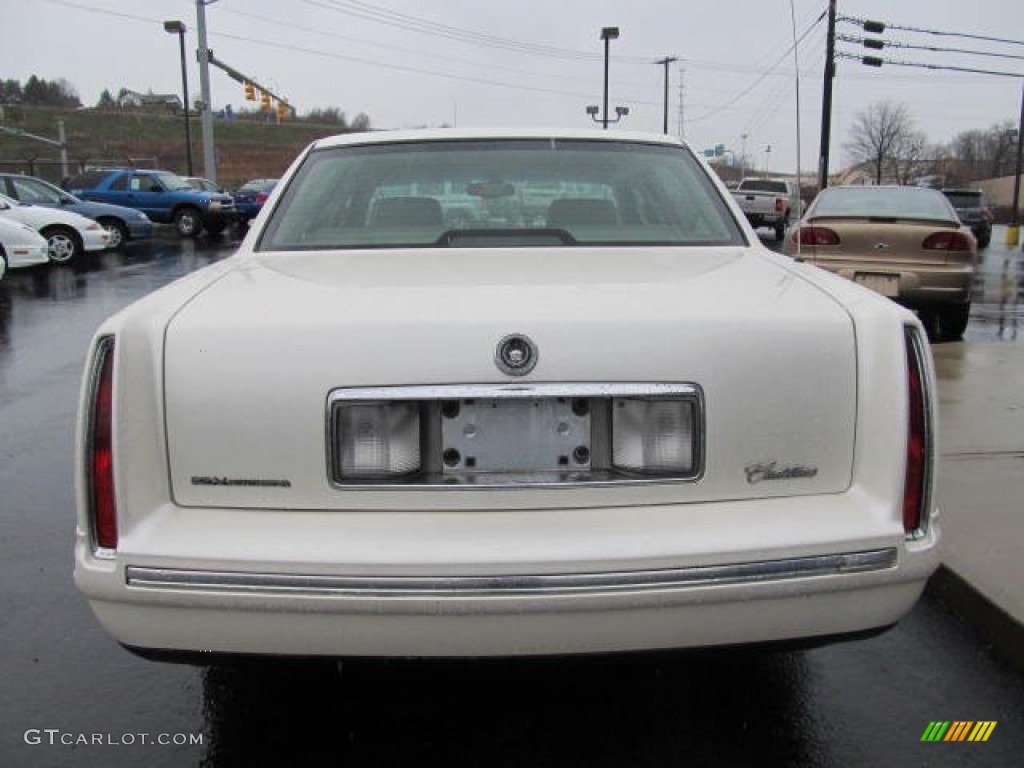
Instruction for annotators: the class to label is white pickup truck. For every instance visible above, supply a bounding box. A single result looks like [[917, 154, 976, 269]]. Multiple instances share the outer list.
[[730, 178, 801, 241]]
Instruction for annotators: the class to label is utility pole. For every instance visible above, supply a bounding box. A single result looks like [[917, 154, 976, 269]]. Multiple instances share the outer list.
[[677, 68, 686, 139], [655, 57, 678, 134], [818, 0, 837, 191], [196, 0, 218, 182]]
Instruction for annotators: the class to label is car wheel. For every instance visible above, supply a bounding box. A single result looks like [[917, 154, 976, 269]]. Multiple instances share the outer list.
[[976, 232, 990, 249], [174, 207, 204, 238], [41, 225, 82, 264], [98, 218, 129, 249], [938, 302, 971, 342], [774, 220, 786, 241]]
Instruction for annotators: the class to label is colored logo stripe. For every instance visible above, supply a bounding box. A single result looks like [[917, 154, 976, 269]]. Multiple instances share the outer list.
[[921, 721, 996, 742], [969, 722, 997, 742]]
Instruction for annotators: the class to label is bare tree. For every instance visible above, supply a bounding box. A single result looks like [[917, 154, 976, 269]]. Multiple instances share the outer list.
[[844, 101, 917, 184], [949, 121, 1018, 183], [890, 130, 929, 185]]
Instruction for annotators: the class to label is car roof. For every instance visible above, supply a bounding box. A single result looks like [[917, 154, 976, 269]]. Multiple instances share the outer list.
[[312, 128, 689, 151]]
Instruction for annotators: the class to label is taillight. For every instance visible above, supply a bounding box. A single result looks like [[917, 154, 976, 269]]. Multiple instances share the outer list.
[[922, 231, 972, 251], [795, 226, 840, 246], [87, 336, 117, 551], [774, 197, 785, 213], [255, 193, 269, 203], [980, 208, 993, 222], [903, 326, 933, 538]]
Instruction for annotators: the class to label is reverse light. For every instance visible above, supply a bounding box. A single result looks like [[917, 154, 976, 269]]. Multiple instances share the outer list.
[[903, 326, 934, 538], [795, 226, 840, 246], [611, 398, 697, 476], [86, 336, 117, 551], [335, 402, 421, 478], [922, 231, 972, 251]]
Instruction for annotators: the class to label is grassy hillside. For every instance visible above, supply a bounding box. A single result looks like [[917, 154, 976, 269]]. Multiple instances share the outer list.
[[0, 105, 348, 188]]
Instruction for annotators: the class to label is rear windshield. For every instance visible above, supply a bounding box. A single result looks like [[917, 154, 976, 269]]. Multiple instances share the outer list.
[[809, 187, 957, 223], [738, 180, 788, 193], [257, 139, 743, 250], [942, 190, 985, 209]]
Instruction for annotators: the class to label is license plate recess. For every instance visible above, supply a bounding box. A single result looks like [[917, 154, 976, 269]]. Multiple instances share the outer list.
[[440, 398, 591, 473], [854, 272, 899, 297]]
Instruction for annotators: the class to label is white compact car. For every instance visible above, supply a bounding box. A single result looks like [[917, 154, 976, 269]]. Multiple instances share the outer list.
[[75, 129, 941, 660], [0, 216, 50, 273], [0, 192, 109, 263]]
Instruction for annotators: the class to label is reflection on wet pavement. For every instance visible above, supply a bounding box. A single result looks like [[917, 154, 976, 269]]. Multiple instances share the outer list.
[[964, 227, 1022, 344]]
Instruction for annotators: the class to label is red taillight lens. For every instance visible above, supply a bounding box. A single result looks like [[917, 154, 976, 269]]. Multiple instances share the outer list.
[[774, 197, 786, 213], [922, 231, 972, 251], [903, 327, 933, 537], [980, 208, 993, 222], [255, 193, 269, 203], [88, 337, 117, 550], [795, 226, 840, 246]]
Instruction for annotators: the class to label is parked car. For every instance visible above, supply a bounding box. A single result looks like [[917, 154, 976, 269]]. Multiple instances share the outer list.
[[0, 216, 50, 273], [232, 178, 278, 224], [0, 173, 153, 249], [182, 176, 224, 195], [75, 129, 940, 661], [65, 168, 235, 238], [784, 185, 976, 341], [941, 188, 993, 248], [730, 178, 802, 240], [0, 192, 110, 264]]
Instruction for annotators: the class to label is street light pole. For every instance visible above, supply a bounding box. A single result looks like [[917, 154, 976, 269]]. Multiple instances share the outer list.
[[656, 56, 678, 134], [196, 0, 218, 183], [600, 27, 619, 130], [1009, 79, 1024, 248], [163, 20, 193, 176]]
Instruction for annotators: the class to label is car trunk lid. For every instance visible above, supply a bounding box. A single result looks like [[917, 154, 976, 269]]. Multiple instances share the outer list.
[[162, 247, 858, 510]]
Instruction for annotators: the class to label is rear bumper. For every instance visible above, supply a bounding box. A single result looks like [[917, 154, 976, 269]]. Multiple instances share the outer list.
[[76, 522, 940, 657], [809, 260, 973, 306]]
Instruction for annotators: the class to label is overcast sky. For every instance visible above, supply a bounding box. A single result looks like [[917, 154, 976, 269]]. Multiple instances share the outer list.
[[3, 0, 1022, 176]]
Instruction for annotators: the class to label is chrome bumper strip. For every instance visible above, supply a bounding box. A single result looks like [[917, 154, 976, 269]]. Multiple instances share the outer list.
[[126, 549, 897, 598]]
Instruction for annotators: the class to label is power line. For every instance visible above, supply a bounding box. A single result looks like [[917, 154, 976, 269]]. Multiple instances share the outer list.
[[836, 52, 1023, 79], [837, 34, 1024, 62], [839, 15, 1024, 48], [688, 11, 825, 123]]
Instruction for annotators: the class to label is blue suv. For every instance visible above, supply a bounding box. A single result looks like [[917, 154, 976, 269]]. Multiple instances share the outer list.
[[65, 168, 235, 237]]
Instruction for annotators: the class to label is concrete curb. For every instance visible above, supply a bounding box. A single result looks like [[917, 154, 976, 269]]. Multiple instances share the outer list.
[[926, 565, 1024, 674]]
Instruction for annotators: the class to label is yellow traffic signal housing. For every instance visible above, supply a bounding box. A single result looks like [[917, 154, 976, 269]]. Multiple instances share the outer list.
[[244, 81, 255, 101], [276, 102, 290, 120], [260, 90, 271, 110]]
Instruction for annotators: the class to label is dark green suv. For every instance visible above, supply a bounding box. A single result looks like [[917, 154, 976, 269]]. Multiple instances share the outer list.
[[941, 188, 993, 248]]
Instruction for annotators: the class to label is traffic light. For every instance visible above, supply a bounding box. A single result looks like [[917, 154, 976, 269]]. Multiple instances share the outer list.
[[260, 90, 271, 110], [276, 101, 290, 120], [244, 81, 255, 101]]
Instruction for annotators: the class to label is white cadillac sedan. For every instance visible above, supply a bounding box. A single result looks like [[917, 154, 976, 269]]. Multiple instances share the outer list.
[[75, 129, 940, 660]]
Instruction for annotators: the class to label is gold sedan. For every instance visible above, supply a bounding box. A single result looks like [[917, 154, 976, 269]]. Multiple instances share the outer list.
[[784, 185, 976, 340]]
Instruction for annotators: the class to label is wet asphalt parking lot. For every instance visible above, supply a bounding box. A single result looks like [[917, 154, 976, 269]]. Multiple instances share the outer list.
[[1, 226, 1022, 767]]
